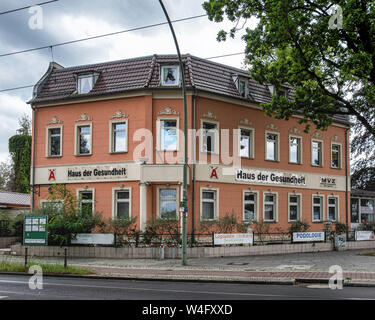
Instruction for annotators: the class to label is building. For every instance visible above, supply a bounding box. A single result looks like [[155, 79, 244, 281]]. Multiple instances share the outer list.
[[351, 189, 375, 229], [29, 54, 350, 234], [0, 191, 30, 217]]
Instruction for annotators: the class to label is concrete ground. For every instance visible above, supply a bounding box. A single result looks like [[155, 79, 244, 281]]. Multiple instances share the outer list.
[[1, 248, 375, 286]]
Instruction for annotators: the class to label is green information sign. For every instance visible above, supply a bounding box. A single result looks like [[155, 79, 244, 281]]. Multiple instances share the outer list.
[[23, 216, 48, 246]]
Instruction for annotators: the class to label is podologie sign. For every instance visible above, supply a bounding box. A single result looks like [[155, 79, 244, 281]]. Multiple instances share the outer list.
[[293, 232, 325, 242]]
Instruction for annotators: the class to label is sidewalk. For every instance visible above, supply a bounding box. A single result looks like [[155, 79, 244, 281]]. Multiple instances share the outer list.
[[2, 249, 375, 286]]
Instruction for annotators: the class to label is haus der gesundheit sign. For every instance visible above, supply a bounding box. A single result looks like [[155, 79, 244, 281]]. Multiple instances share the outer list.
[[235, 169, 306, 186]]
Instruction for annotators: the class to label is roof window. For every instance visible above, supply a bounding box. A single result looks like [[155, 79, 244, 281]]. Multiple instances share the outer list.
[[76, 72, 100, 94], [161, 65, 180, 86]]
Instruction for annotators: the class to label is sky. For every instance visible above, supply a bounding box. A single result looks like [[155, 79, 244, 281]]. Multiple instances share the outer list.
[[0, 0, 257, 164]]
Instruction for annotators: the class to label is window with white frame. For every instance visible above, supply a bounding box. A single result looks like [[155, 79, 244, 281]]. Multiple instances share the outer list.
[[111, 121, 127, 153], [331, 144, 341, 168], [115, 190, 130, 219], [289, 136, 301, 164], [78, 75, 94, 94], [47, 127, 61, 157], [243, 192, 256, 221], [312, 196, 323, 221], [202, 122, 218, 153], [264, 193, 276, 221], [266, 133, 278, 161], [289, 194, 301, 221], [328, 196, 338, 221], [238, 79, 247, 97], [41, 200, 63, 212], [78, 190, 94, 215], [240, 128, 253, 158], [160, 119, 178, 151], [312, 140, 323, 166], [161, 66, 179, 86], [201, 190, 217, 221], [159, 189, 177, 219], [76, 124, 91, 155]]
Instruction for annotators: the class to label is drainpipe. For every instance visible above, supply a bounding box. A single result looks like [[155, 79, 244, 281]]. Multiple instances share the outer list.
[[192, 89, 197, 244], [345, 127, 349, 237], [31, 105, 36, 211]]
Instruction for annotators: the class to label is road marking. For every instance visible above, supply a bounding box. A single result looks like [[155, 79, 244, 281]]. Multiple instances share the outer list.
[[0, 296, 8, 299]]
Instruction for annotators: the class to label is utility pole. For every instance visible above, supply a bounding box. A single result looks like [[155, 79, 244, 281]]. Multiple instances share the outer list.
[[158, 0, 188, 266]]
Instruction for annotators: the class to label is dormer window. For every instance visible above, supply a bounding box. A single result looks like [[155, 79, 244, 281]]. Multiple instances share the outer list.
[[76, 72, 100, 94], [233, 75, 249, 98], [161, 66, 180, 86]]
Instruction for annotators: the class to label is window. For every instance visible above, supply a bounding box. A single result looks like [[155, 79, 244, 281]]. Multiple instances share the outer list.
[[111, 121, 127, 153], [115, 190, 130, 219], [328, 196, 338, 221], [201, 190, 217, 221], [76, 124, 91, 155], [312, 196, 323, 221], [266, 133, 278, 161], [161, 66, 179, 86], [40, 200, 63, 212], [289, 136, 301, 164], [243, 192, 256, 221], [351, 198, 359, 223], [360, 199, 375, 223], [202, 121, 218, 153], [312, 140, 323, 166], [47, 127, 61, 157], [160, 120, 178, 151], [331, 144, 341, 168], [264, 193, 276, 221], [79, 190, 94, 215], [78, 75, 94, 94], [159, 189, 177, 219], [240, 128, 253, 158], [238, 79, 247, 97], [289, 194, 301, 221]]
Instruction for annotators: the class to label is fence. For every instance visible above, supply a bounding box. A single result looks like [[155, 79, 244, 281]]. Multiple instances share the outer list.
[[0, 220, 10, 237]]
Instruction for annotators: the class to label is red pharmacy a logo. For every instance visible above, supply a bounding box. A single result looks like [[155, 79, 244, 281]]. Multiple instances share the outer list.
[[210, 166, 218, 179], [48, 169, 56, 181]]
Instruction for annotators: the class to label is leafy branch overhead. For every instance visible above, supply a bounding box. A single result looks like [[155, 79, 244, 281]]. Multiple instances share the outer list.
[[203, 0, 375, 139]]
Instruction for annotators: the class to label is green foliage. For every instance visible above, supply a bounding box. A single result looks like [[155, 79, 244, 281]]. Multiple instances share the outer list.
[[36, 185, 105, 246], [203, 0, 375, 170], [199, 212, 249, 234], [8, 134, 31, 194], [101, 217, 138, 246], [288, 220, 310, 234], [358, 222, 375, 232], [334, 222, 348, 234], [351, 168, 375, 191], [143, 218, 181, 245]]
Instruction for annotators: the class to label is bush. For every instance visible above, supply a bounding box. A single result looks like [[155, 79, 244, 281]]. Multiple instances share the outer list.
[[334, 222, 348, 234], [358, 222, 375, 232], [101, 217, 138, 246], [199, 212, 249, 234], [288, 220, 310, 234], [34, 185, 105, 246], [142, 218, 181, 245]]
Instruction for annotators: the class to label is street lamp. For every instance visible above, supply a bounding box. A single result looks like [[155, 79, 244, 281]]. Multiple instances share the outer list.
[[158, 0, 188, 266]]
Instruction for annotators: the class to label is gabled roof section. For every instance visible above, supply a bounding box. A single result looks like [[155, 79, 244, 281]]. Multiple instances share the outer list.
[[29, 54, 349, 126], [0, 191, 30, 207]]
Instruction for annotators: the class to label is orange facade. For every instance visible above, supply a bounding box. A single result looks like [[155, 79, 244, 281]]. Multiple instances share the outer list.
[[30, 56, 350, 235]]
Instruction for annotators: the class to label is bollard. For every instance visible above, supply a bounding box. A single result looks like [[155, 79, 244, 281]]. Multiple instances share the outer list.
[[24, 247, 28, 269], [160, 243, 164, 260], [171, 243, 175, 259], [64, 248, 67, 269], [150, 242, 154, 259]]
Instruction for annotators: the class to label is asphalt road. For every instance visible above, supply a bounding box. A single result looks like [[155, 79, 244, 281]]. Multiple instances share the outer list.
[[0, 274, 374, 301]]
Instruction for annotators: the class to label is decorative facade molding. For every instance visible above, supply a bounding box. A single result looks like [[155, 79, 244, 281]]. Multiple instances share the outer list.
[[289, 127, 301, 135], [75, 113, 92, 122], [239, 117, 253, 127], [111, 110, 128, 119], [331, 135, 340, 142], [312, 131, 323, 139], [47, 116, 63, 125], [202, 111, 218, 120], [265, 123, 279, 131], [158, 106, 179, 116]]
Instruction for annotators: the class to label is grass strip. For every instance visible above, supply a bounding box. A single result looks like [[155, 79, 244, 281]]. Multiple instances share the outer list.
[[357, 252, 375, 257], [0, 260, 94, 275]]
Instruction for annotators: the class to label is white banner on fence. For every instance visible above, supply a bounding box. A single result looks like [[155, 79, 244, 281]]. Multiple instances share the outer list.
[[71, 233, 114, 245], [293, 232, 325, 242], [214, 233, 253, 245], [355, 231, 375, 241]]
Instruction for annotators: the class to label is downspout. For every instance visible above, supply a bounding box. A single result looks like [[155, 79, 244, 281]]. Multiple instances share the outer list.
[[31, 105, 36, 211], [345, 127, 349, 237], [192, 89, 197, 244]]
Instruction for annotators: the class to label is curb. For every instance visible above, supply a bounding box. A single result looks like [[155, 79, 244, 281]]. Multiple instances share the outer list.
[[1, 271, 375, 287]]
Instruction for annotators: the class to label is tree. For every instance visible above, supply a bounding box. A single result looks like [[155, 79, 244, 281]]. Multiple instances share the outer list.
[[8, 114, 31, 193], [203, 0, 375, 169], [351, 167, 375, 191], [0, 159, 15, 191]]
